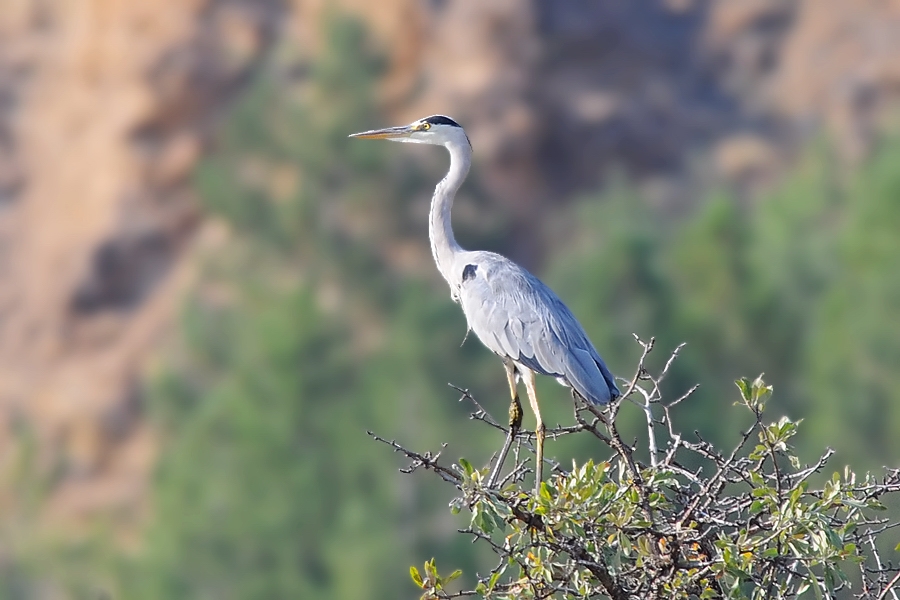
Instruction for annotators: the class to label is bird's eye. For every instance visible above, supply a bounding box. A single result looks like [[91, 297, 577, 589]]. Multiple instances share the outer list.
[[421, 122, 431, 130]]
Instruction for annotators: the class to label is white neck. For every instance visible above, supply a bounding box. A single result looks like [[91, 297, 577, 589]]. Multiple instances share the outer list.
[[429, 140, 470, 285]]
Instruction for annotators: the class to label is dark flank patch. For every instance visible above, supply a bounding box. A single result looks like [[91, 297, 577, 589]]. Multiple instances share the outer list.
[[462, 264, 478, 281], [423, 115, 462, 128]]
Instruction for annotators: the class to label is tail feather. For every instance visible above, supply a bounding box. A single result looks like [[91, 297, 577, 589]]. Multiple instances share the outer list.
[[567, 348, 618, 405]]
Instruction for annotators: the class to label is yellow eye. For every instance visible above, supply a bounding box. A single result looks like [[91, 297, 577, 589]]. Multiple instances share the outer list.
[[421, 122, 431, 130]]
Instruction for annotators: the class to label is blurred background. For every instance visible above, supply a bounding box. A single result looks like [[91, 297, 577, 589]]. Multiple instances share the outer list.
[[1, 0, 900, 597]]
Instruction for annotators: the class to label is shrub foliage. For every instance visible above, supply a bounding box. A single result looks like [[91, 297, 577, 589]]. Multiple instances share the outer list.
[[378, 338, 900, 599]]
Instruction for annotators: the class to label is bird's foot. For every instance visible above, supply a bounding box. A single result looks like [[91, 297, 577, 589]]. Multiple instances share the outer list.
[[485, 396, 523, 489], [509, 395, 523, 432]]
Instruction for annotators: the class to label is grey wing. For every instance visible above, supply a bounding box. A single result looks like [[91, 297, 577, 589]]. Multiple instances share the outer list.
[[458, 258, 620, 405]]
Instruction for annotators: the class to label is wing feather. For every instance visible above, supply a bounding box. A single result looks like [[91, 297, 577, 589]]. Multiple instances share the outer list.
[[457, 252, 620, 405]]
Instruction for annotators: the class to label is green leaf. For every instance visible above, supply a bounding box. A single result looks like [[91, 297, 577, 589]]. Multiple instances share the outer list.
[[490, 507, 507, 532], [488, 569, 502, 591], [790, 485, 804, 506], [459, 458, 475, 477], [807, 566, 824, 600], [410, 566, 423, 587], [868, 499, 887, 511], [446, 569, 462, 583], [751, 374, 774, 406], [539, 481, 553, 503], [627, 487, 640, 504], [735, 378, 752, 403], [449, 497, 464, 515], [473, 505, 494, 534], [637, 535, 651, 557], [823, 527, 842, 549], [823, 565, 835, 590]]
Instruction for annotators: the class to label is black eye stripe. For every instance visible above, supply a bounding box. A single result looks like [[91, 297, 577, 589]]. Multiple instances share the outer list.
[[423, 115, 462, 128]]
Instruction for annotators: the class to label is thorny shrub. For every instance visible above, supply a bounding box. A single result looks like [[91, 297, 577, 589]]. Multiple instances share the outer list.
[[372, 337, 900, 599]]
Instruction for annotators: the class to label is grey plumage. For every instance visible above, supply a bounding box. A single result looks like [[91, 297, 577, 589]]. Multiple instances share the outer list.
[[350, 115, 619, 493], [456, 250, 620, 405]]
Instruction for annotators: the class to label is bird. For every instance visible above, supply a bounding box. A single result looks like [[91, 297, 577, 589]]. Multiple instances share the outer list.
[[350, 115, 620, 494]]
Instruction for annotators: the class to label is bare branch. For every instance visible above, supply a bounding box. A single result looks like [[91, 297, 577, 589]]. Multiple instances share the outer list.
[[372, 337, 900, 600], [367, 431, 461, 485]]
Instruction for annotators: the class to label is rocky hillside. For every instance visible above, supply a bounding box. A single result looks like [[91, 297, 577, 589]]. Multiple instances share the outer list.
[[0, 0, 898, 531]]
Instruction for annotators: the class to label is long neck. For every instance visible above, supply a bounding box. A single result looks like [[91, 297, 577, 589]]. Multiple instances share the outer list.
[[429, 141, 470, 284]]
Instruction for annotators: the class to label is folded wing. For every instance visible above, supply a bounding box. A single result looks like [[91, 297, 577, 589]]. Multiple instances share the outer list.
[[459, 254, 620, 405]]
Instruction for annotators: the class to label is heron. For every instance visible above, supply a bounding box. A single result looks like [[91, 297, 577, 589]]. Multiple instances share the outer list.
[[350, 115, 620, 494]]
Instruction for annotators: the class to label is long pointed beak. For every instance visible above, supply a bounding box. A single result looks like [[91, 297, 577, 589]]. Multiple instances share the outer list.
[[348, 125, 413, 140]]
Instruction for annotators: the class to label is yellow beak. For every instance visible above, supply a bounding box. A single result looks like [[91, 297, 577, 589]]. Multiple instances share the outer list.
[[348, 125, 414, 140]]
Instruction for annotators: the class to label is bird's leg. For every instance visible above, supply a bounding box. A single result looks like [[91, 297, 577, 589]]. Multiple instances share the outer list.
[[523, 369, 545, 496], [486, 362, 522, 488]]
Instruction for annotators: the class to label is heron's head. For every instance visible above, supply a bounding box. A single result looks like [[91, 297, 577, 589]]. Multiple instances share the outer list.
[[349, 115, 470, 149]]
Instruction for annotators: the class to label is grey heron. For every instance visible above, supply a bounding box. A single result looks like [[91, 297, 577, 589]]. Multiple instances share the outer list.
[[350, 115, 620, 494]]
